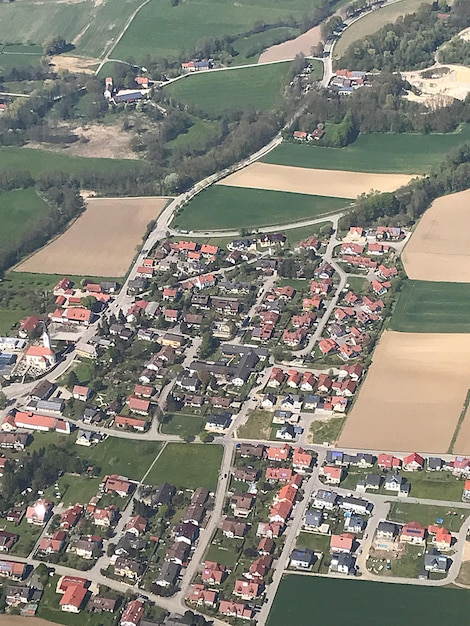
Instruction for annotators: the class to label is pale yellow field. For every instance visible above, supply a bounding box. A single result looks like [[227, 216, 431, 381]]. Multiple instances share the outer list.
[[2, 618, 56, 626], [17, 197, 169, 278], [402, 188, 470, 282], [339, 331, 470, 454], [218, 162, 416, 199]]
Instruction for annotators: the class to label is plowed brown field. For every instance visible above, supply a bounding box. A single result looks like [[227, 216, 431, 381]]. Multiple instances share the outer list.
[[339, 331, 470, 454], [17, 196, 169, 278]]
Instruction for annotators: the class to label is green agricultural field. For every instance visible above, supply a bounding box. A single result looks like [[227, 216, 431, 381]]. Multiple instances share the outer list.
[[113, 0, 323, 62], [333, 0, 433, 60], [0, 146, 145, 179], [0, 1, 93, 49], [0, 188, 50, 251], [268, 576, 470, 626], [263, 126, 470, 174], [175, 185, 349, 230], [166, 118, 221, 153], [0, 43, 42, 70], [145, 443, 223, 490], [164, 62, 297, 116], [389, 280, 470, 333]]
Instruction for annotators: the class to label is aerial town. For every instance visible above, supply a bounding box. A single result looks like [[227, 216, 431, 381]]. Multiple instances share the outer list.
[[0, 0, 469, 624]]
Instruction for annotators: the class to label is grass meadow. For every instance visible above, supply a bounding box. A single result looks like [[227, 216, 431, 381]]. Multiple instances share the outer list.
[[145, 443, 223, 490], [175, 185, 349, 230], [164, 62, 302, 115], [268, 576, 470, 626], [389, 280, 470, 333], [263, 126, 470, 174], [232, 27, 300, 64]]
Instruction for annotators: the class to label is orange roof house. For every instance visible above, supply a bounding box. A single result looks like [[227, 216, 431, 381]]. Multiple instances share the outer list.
[[330, 533, 354, 553], [266, 445, 290, 462], [59, 584, 88, 613], [293, 447, 313, 469]]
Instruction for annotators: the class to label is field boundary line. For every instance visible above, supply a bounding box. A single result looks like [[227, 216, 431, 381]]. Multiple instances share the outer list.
[[449, 389, 470, 454]]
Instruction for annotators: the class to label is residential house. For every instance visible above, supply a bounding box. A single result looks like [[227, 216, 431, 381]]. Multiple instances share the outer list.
[[218, 600, 254, 621], [313, 489, 338, 510], [293, 447, 313, 471], [220, 518, 248, 539], [290, 548, 315, 569], [320, 465, 342, 485], [120, 599, 145, 626], [231, 493, 256, 518], [330, 533, 354, 554], [186, 584, 218, 608], [330, 552, 355, 575], [305, 509, 323, 531], [201, 561, 228, 585], [424, 548, 448, 573], [400, 522, 426, 545], [38, 530, 66, 555], [403, 452, 424, 471], [114, 557, 144, 581], [60, 584, 88, 613], [233, 579, 262, 600]]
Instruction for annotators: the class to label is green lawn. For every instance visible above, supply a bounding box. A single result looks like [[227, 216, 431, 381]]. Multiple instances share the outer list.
[[175, 185, 350, 230], [205, 544, 240, 567], [164, 62, 299, 115], [263, 126, 470, 174], [389, 280, 470, 333], [0, 517, 43, 557], [54, 474, 102, 506], [388, 502, 469, 533], [406, 472, 465, 502], [0, 188, 50, 252], [161, 413, 205, 438], [75, 437, 162, 481], [0, 146, 145, 180], [268, 576, 470, 626], [145, 443, 223, 491], [284, 221, 331, 246], [372, 544, 423, 579], [113, 0, 324, 61]]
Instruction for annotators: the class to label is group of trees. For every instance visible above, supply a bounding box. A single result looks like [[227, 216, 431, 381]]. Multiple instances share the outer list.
[[439, 36, 470, 65], [339, 0, 470, 72]]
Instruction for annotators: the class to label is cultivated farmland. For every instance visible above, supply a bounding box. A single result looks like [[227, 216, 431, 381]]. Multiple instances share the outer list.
[[164, 62, 302, 115], [268, 576, 470, 626], [338, 331, 470, 454], [175, 185, 349, 231], [402, 188, 470, 282], [0, 188, 51, 256], [219, 162, 415, 198], [17, 196, 169, 277], [113, 0, 322, 61], [333, 0, 433, 60], [390, 281, 470, 333], [0, 147, 146, 179], [262, 127, 470, 174]]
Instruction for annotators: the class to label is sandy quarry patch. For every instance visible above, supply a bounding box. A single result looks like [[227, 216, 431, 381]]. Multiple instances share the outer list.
[[402, 189, 470, 283], [219, 162, 416, 199], [50, 54, 99, 74], [16, 196, 169, 277], [27, 123, 138, 160], [403, 64, 470, 107], [339, 331, 470, 454]]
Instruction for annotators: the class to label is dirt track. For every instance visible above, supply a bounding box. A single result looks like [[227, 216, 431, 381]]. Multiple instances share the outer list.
[[339, 331, 470, 454], [402, 189, 470, 282], [16, 197, 169, 278], [219, 162, 416, 199]]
